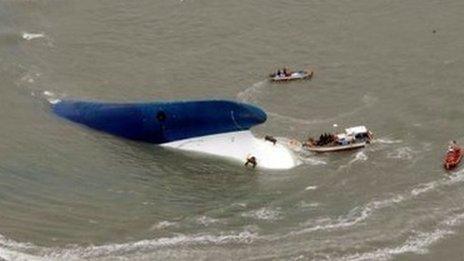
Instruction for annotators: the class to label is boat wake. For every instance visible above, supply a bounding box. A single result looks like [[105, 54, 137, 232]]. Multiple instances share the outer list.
[[236, 80, 267, 103]]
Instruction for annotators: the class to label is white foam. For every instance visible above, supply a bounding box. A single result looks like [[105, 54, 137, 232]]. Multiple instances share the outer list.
[[0, 230, 258, 259], [20, 72, 40, 85], [22, 32, 45, 41], [0, 247, 46, 261], [196, 216, 219, 226], [231, 202, 247, 208], [290, 169, 464, 239], [43, 91, 54, 97], [411, 170, 464, 198], [411, 182, 436, 196], [331, 182, 464, 260], [293, 195, 405, 236], [387, 147, 415, 160], [339, 229, 453, 261], [298, 201, 320, 208], [299, 156, 327, 165], [442, 211, 464, 227], [338, 151, 368, 170], [48, 99, 62, 105], [340, 210, 464, 260], [305, 186, 317, 191], [375, 138, 403, 144], [150, 221, 178, 230], [41, 90, 63, 105], [351, 151, 368, 163], [276, 137, 302, 153], [242, 207, 282, 221]]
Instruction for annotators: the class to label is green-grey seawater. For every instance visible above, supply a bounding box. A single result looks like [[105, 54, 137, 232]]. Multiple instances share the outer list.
[[1, 0, 464, 260]]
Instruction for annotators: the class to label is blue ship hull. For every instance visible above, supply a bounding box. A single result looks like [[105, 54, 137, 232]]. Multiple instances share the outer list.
[[52, 99, 267, 144]]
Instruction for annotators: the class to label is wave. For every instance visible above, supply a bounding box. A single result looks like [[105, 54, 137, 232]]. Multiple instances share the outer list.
[[0, 247, 45, 261], [2, 171, 464, 260], [339, 229, 453, 261], [241, 207, 282, 221], [196, 216, 220, 227], [295, 170, 464, 236], [411, 168, 464, 197], [150, 221, 178, 230], [288, 170, 464, 237], [292, 195, 405, 236], [338, 210, 464, 261], [0, 230, 259, 260]]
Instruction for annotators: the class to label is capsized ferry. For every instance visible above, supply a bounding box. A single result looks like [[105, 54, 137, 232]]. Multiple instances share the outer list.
[[52, 99, 301, 170]]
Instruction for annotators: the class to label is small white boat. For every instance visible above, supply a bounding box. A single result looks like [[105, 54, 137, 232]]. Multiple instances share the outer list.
[[303, 126, 372, 153], [269, 70, 314, 82]]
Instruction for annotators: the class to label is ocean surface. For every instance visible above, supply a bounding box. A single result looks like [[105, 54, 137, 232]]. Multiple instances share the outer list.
[[1, 0, 464, 260]]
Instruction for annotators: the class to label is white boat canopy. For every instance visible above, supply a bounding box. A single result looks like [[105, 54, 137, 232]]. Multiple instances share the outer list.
[[345, 126, 368, 135]]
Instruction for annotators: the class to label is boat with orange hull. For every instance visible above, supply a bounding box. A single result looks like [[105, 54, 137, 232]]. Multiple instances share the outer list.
[[444, 146, 463, 171]]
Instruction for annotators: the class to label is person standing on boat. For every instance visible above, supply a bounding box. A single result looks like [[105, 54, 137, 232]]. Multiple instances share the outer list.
[[283, 67, 290, 77], [449, 140, 459, 152], [245, 155, 257, 168]]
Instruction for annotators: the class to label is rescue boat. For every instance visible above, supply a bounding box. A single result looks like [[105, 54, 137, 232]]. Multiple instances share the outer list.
[[303, 126, 373, 153], [444, 145, 463, 170], [269, 70, 314, 82]]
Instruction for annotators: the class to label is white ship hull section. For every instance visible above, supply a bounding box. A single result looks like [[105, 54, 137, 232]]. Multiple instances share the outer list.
[[161, 131, 300, 170]]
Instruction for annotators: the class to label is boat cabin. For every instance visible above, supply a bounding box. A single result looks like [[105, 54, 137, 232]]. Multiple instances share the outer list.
[[345, 126, 371, 141]]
